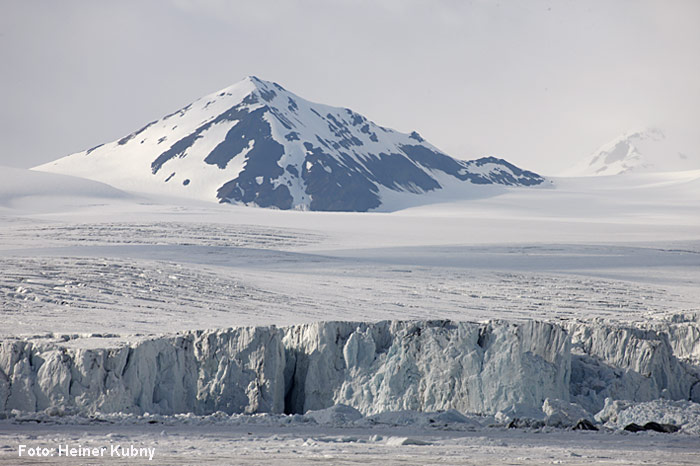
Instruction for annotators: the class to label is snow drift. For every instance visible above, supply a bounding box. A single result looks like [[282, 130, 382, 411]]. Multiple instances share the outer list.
[[1, 319, 698, 423]]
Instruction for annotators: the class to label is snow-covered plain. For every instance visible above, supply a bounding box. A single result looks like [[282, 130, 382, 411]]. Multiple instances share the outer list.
[[0, 166, 699, 464]]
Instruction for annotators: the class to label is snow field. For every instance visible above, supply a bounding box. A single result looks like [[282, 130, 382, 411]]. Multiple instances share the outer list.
[[1, 249, 698, 337]]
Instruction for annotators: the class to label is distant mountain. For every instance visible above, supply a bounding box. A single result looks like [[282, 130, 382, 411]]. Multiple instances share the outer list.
[[566, 128, 699, 176], [34, 76, 544, 211]]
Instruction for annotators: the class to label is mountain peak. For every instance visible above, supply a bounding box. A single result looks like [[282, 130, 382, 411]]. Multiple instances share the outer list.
[[244, 75, 278, 89], [34, 78, 544, 211]]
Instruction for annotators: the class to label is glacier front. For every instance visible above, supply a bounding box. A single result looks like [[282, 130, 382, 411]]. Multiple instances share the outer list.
[[2, 318, 698, 421]]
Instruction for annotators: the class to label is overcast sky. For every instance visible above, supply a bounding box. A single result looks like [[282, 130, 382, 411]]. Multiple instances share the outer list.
[[1, 0, 699, 175]]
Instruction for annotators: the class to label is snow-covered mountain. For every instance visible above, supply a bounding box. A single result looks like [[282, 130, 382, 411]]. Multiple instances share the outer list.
[[34, 76, 543, 211], [566, 128, 699, 176]]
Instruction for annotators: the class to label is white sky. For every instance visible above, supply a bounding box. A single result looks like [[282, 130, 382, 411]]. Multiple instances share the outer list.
[[1, 0, 699, 175]]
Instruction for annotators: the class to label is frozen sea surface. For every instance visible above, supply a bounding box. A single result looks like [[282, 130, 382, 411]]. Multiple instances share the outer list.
[[2, 421, 700, 466]]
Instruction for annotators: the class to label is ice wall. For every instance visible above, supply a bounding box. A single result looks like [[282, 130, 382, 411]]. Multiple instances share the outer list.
[[0, 328, 286, 415], [283, 320, 570, 415], [0, 319, 698, 417], [569, 320, 700, 413]]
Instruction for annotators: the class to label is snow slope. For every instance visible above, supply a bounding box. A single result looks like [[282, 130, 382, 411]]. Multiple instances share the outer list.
[[0, 165, 130, 212], [33, 76, 543, 211], [565, 128, 700, 176]]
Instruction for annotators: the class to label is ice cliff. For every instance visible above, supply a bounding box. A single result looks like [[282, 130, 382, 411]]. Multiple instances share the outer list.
[[568, 319, 700, 413], [1, 319, 698, 419]]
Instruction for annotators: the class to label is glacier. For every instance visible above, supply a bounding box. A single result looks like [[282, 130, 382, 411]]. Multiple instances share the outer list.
[[2, 318, 698, 424]]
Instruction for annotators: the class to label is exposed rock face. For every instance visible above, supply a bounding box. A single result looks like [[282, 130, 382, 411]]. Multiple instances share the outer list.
[[0, 319, 697, 417]]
